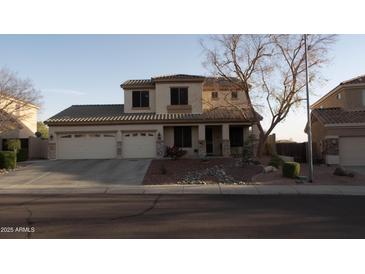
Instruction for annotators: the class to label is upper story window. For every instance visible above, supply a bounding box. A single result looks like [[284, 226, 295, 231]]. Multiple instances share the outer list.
[[231, 91, 238, 99], [336, 93, 341, 100], [211, 91, 218, 99], [132, 91, 149, 108], [170, 87, 188, 105]]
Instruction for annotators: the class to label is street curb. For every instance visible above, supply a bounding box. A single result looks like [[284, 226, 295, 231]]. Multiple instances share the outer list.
[[1, 185, 365, 196]]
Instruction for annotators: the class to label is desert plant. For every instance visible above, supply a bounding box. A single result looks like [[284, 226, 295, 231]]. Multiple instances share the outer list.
[[282, 162, 300, 178], [242, 134, 256, 164], [0, 151, 17, 169], [269, 154, 284, 168], [165, 146, 187, 160]]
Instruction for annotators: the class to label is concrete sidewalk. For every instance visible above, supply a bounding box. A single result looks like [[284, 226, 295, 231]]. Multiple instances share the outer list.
[[1, 184, 365, 195]]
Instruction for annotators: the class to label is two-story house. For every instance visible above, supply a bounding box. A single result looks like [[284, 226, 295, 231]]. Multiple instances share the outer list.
[[309, 75, 365, 166], [0, 96, 39, 152], [45, 74, 260, 160]]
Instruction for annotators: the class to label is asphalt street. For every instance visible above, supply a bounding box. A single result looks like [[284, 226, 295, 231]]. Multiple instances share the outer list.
[[1, 194, 365, 239]]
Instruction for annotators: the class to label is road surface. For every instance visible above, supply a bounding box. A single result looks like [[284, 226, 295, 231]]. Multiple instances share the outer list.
[[0, 194, 364, 238]]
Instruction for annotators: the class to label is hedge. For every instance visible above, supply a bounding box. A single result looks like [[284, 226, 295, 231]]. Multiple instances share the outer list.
[[282, 162, 300, 178], [0, 151, 17, 169]]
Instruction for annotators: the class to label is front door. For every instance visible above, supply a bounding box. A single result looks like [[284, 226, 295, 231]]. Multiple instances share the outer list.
[[206, 127, 213, 154]]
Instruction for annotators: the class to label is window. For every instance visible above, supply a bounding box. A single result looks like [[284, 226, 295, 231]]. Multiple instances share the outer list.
[[170, 87, 188, 105], [89, 134, 100, 138], [60, 134, 72, 138], [103, 134, 115, 138], [336, 93, 341, 100], [211, 92, 218, 99], [231, 91, 238, 99], [229, 126, 244, 147], [132, 91, 149, 108], [74, 134, 86, 138], [174, 126, 192, 148]]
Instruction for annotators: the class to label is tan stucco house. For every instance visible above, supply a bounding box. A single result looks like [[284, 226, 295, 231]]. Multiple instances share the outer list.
[[45, 74, 260, 160], [309, 75, 365, 166], [0, 96, 39, 151]]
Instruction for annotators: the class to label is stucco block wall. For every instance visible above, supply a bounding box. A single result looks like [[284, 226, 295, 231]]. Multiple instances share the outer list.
[[202, 90, 248, 110], [155, 82, 203, 114], [0, 98, 38, 138], [315, 87, 365, 110], [123, 89, 156, 113]]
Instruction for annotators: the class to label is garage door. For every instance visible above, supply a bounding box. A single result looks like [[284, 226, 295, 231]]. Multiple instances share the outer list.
[[339, 137, 365, 166], [122, 131, 156, 158], [57, 133, 117, 159]]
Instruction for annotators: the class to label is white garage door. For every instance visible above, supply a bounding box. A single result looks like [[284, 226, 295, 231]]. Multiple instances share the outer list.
[[339, 137, 365, 166], [57, 133, 117, 159], [122, 131, 156, 158]]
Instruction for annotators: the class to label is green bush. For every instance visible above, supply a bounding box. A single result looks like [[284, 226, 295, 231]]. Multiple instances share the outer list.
[[5, 139, 21, 152], [282, 162, 300, 178], [269, 154, 284, 168], [0, 151, 17, 169]]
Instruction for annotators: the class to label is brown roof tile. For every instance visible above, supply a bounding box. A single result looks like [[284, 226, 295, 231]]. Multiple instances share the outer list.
[[340, 74, 365, 85], [45, 104, 259, 125], [312, 107, 365, 125], [120, 79, 154, 89]]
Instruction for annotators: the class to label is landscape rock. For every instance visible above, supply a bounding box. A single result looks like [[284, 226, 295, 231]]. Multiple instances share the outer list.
[[177, 165, 243, 184], [264, 165, 277, 173], [333, 166, 355, 177]]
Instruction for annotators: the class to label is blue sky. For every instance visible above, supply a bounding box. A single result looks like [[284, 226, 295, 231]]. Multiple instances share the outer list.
[[1, 34, 365, 141]]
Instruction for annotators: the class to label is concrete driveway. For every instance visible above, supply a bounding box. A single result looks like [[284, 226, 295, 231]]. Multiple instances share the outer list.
[[0, 159, 151, 189]]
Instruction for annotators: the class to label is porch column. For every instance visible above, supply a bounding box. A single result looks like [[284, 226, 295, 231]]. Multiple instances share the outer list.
[[198, 124, 206, 157], [48, 129, 56, 160], [222, 124, 230, 157], [116, 131, 122, 159], [156, 129, 165, 158]]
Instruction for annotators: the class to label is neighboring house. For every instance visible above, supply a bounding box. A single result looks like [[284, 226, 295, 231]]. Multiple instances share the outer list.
[[45, 74, 261, 160], [0, 97, 39, 152], [309, 75, 365, 166]]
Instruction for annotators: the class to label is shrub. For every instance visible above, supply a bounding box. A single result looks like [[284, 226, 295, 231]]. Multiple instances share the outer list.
[[282, 162, 300, 178], [0, 151, 17, 169], [165, 146, 186, 160], [269, 154, 284, 168], [5, 139, 21, 153]]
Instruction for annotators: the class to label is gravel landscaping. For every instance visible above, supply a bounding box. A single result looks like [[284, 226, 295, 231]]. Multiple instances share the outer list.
[[143, 158, 263, 185], [254, 163, 365, 185]]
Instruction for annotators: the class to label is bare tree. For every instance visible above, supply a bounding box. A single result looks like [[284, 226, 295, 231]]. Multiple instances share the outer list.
[[0, 68, 42, 134], [202, 34, 335, 156]]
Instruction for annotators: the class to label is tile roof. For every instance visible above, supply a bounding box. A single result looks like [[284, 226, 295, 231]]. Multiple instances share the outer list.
[[120, 79, 154, 89], [120, 75, 245, 90], [312, 107, 365, 125], [203, 77, 243, 90], [152, 74, 205, 81], [340, 74, 365, 85], [45, 104, 259, 125]]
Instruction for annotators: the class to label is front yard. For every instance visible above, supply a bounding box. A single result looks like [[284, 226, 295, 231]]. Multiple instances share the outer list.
[[254, 163, 365, 185], [143, 158, 263, 185], [143, 157, 365, 186]]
